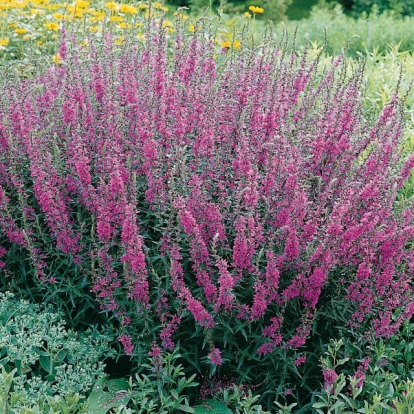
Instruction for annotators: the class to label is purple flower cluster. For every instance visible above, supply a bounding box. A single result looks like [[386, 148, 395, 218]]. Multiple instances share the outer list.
[[0, 22, 413, 355]]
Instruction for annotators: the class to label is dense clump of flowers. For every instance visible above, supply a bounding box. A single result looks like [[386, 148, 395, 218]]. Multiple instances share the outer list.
[[0, 15, 413, 400]]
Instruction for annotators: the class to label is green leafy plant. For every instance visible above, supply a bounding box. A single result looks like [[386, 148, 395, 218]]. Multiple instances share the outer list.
[[312, 323, 414, 413], [0, 291, 115, 413]]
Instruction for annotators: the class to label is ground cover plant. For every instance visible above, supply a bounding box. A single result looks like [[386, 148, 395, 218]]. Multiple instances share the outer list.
[[1, 2, 414, 412], [0, 291, 114, 413]]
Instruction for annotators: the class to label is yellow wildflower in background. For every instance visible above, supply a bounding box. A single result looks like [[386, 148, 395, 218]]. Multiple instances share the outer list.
[[0, 38, 9, 46], [45, 21, 59, 31], [105, 1, 117, 10], [31, 0, 48, 5], [75, 0, 89, 7], [88, 25, 100, 32], [233, 39, 241, 49], [248, 5, 264, 13], [119, 4, 137, 14], [189, 25, 195, 32], [53, 12, 63, 19], [115, 35, 123, 45], [109, 15, 122, 21], [162, 21, 173, 28], [117, 22, 131, 29], [15, 28, 28, 34], [90, 14, 104, 22], [221, 41, 231, 48], [174, 11, 188, 20], [244, 12, 251, 18], [52, 53, 61, 64]]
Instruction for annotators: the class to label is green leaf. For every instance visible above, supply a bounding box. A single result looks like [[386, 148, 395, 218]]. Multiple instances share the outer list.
[[193, 400, 233, 413], [39, 354, 53, 375], [312, 402, 328, 409], [170, 389, 179, 400], [177, 405, 195, 413], [86, 377, 130, 414]]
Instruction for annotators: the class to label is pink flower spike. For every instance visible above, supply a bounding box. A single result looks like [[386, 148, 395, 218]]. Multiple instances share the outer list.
[[208, 348, 223, 366]]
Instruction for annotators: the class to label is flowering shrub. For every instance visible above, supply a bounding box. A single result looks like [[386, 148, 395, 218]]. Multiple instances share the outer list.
[[1, 14, 414, 408]]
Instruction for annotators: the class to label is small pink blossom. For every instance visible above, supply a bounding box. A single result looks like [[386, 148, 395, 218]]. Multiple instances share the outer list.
[[208, 348, 223, 366]]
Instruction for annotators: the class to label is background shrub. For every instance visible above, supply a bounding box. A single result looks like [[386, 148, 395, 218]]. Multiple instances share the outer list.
[[281, 3, 414, 55]]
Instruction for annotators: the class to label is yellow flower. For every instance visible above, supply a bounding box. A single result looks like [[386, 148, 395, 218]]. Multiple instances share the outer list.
[[119, 3, 136, 13], [89, 14, 104, 22], [23, 34, 31, 40], [80, 39, 89, 47], [8, 22, 18, 28], [88, 25, 100, 32], [0, 38, 9, 46], [109, 15, 122, 21], [137, 3, 148, 9], [188, 25, 195, 32], [31, 8, 44, 14], [117, 22, 131, 29], [15, 28, 28, 34], [75, 0, 89, 8], [135, 22, 143, 27], [233, 40, 241, 49], [52, 53, 61, 64], [115, 35, 124, 45], [162, 20, 173, 27], [45, 21, 59, 31], [221, 41, 231, 48], [105, 1, 117, 10], [53, 12, 63, 19], [248, 5, 264, 13], [244, 12, 251, 18], [174, 11, 188, 20], [166, 27, 174, 33]]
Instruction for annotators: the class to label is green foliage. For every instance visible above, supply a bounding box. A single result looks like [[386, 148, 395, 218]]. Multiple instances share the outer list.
[[179, 0, 292, 21], [84, 347, 199, 413], [200, 386, 271, 413], [87, 377, 131, 414], [350, 0, 414, 17], [312, 321, 414, 413], [281, 3, 414, 55], [0, 291, 115, 413]]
